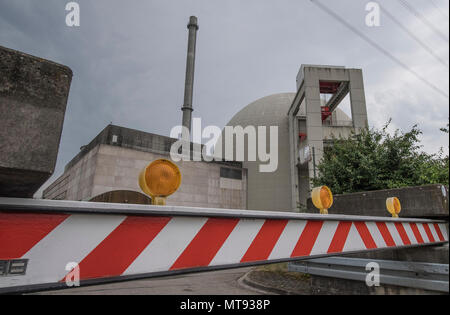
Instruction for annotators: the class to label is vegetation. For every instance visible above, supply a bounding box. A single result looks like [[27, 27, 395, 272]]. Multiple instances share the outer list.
[[312, 120, 449, 194]]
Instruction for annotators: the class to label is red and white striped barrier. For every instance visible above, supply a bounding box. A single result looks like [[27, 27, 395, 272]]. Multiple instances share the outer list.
[[0, 198, 448, 293]]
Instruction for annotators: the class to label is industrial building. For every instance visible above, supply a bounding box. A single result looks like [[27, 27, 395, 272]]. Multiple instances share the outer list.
[[42, 124, 247, 209], [44, 64, 368, 211]]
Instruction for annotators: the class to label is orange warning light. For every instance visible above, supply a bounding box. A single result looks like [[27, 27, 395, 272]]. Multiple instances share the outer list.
[[311, 185, 333, 214], [386, 197, 401, 218], [139, 159, 181, 205]]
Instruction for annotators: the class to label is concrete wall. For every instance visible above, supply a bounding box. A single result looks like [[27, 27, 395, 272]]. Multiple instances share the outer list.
[[64, 124, 178, 172], [309, 274, 445, 295], [306, 185, 449, 219], [43, 145, 99, 201], [94, 145, 247, 208], [0, 46, 72, 197], [44, 144, 247, 209]]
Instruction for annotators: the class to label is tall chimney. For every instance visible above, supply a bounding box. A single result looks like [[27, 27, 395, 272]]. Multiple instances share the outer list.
[[181, 16, 199, 136]]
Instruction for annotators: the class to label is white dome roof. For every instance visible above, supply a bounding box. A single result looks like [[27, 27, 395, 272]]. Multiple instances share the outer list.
[[228, 93, 296, 127], [225, 93, 295, 211]]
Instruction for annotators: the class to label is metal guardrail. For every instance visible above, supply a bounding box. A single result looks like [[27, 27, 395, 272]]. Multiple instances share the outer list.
[[288, 257, 449, 293]]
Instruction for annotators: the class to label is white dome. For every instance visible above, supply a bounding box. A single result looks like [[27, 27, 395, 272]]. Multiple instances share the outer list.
[[225, 93, 295, 211], [228, 93, 296, 127]]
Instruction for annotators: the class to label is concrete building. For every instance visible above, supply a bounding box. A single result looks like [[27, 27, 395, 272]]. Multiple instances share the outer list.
[[43, 124, 247, 209]]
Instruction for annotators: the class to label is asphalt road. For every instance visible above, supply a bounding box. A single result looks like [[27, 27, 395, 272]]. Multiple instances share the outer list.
[[30, 267, 264, 295]]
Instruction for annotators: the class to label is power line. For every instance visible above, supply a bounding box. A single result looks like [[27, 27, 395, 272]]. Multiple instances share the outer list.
[[397, 0, 449, 43], [430, 0, 449, 19], [309, 0, 449, 99], [380, 3, 448, 68]]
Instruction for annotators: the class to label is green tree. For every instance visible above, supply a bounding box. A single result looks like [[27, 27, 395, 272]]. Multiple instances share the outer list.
[[312, 120, 449, 194]]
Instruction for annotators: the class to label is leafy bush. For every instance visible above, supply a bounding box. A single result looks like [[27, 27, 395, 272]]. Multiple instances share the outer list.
[[312, 120, 449, 194]]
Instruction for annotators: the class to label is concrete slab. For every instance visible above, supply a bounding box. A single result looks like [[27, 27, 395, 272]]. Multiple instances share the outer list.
[[0, 45, 72, 197]]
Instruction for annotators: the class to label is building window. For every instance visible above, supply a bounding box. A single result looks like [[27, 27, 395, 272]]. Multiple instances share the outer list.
[[220, 167, 242, 180]]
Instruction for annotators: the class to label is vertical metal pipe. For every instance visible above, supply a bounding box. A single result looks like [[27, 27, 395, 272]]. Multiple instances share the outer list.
[[181, 16, 199, 136], [312, 146, 316, 179]]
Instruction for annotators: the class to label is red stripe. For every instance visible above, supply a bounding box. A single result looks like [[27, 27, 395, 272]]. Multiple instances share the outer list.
[[291, 221, 323, 257], [354, 222, 377, 249], [327, 221, 352, 253], [71, 216, 171, 280], [0, 212, 69, 259], [395, 222, 411, 245], [170, 218, 239, 270], [433, 224, 445, 242], [241, 219, 289, 263], [376, 222, 395, 247], [409, 223, 424, 244], [422, 223, 435, 242]]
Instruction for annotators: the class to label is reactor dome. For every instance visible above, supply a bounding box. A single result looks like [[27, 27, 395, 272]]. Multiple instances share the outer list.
[[225, 93, 296, 211]]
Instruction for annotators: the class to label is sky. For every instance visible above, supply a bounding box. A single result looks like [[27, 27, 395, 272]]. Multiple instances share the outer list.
[[0, 0, 448, 197]]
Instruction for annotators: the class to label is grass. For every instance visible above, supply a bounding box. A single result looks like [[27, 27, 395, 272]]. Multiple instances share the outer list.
[[255, 262, 311, 281]]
